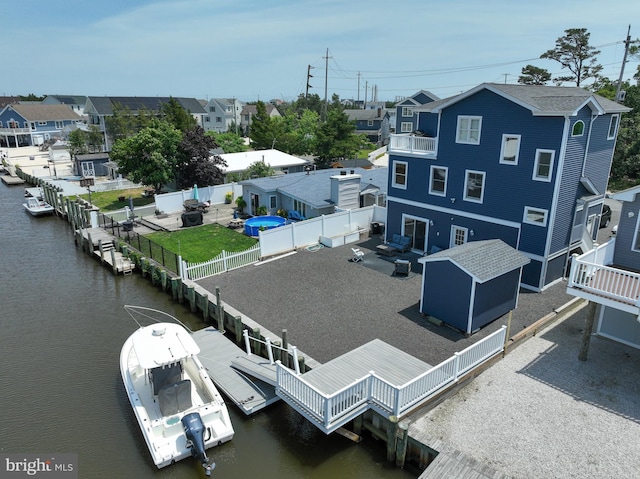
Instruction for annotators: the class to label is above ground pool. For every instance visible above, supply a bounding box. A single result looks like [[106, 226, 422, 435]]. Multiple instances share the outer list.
[[244, 215, 287, 236]]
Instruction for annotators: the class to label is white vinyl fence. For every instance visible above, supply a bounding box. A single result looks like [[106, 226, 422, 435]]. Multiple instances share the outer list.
[[181, 243, 261, 281]]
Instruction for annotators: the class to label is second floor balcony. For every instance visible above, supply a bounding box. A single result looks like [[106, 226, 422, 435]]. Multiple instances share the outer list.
[[389, 133, 437, 157], [567, 239, 640, 315]]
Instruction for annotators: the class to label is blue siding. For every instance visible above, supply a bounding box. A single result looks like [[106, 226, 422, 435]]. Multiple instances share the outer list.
[[613, 198, 640, 270], [472, 270, 520, 330], [521, 259, 543, 288], [545, 254, 566, 285], [421, 261, 471, 331]]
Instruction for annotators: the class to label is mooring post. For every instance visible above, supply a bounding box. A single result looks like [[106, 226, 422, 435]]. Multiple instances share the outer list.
[[386, 416, 398, 462], [170, 278, 178, 301], [187, 286, 196, 313], [160, 270, 167, 291], [177, 278, 184, 303], [215, 287, 221, 324], [395, 420, 409, 468], [292, 346, 300, 374], [266, 338, 274, 364], [110, 249, 117, 275], [218, 304, 225, 333], [353, 415, 363, 436], [202, 294, 209, 322], [234, 316, 242, 344]]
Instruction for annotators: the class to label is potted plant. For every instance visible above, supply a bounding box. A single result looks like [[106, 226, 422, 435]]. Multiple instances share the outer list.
[[235, 196, 246, 213], [225, 191, 234, 204], [256, 205, 268, 216]]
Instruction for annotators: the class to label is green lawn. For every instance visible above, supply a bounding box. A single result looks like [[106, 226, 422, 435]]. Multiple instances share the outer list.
[[77, 187, 155, 211], [146, 224, 257, 263]]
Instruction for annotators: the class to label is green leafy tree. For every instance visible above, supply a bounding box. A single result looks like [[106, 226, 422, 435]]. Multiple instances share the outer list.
[[249, 100, 284, 149], [244, 160, 274, 179], [540, 28, 603, 87], [104, 103, 154, 145], [110, 120, 182, 192], [176, 126, 226, 188], [314, 95, 362, 166], [68, 129, 89, 156], [609, 82, 640, 190], [518, 65, 552, 85], [161, 97, 197, 133], [206, 131, 248, 153], [277, 109, 318, 155]]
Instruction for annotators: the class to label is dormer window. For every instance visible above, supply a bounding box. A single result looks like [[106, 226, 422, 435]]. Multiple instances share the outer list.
[[572, 120, 585, 137]]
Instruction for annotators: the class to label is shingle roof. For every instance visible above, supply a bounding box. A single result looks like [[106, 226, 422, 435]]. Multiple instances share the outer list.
[[241, 167, 388, 209], [9, 104, 81, 121], [87, 96, 206, 115], [422, 239, 530, 283], [420, 83, 631, 116]]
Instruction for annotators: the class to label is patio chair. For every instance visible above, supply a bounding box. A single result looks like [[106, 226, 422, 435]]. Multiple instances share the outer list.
[[351, 247, 365, 263]]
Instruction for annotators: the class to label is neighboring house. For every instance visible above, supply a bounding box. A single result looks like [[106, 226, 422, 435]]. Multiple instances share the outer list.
[[202, 98, 243, 133], [221, 149, 310, 181], [567, 187, 640, 350], [0, 96, 19, 110], [240, 103, 281, 136], [344, 108, 391, 145], [42, 95, 88, 119], [0, 104, 82, 148], [385, 83, 630, 291], [84, 96, 207, 150], [395, 90, 440, 134], [239, 167, 388, 217]]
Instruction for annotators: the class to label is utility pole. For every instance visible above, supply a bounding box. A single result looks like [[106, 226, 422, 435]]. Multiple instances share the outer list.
[[322, 48, 330, 121], [615, 25, 634, 103], [357, 71, 361, 104], [363, 81, 368, 109], [306, 65, 313, 99]]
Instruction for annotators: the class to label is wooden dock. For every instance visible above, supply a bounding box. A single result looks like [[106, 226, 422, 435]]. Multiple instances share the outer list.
[[192, 327, 280, 415], [1, 175, 25, 185]]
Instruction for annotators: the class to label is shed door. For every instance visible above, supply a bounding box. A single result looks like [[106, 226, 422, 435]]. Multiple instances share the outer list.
[[81, 161, 95, 177]]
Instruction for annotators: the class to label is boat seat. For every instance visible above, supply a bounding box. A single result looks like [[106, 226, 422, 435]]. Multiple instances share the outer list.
[[158, 379, 192, 416], [150, 363, 182, 395]]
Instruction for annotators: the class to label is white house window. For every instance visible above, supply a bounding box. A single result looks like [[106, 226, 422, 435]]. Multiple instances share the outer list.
[[38, 121, 47, 126], [269, 195, 277, 209], [524, 206, 548, 226], [429, 166, 447, 196], [464, 170, 485, 202], [216, 117, 222, 122], [450, 226, 468, 247], [456, 116, 482, 144], [210, 106, 216, 112], [55, 121, 63, 129], [572, 120, 585, 136], [499, 134, 520, 164], [392, 161, 408, 189], [30, 122, 36, 130], [400, 122, 413, 133], [608, 114, 619, 140], [367, 119, 374, 126], [402, 107, 413, 117], [533, 149, 554, 181]]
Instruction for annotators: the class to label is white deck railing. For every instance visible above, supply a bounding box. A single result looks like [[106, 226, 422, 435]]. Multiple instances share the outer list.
[[567, 239, 640, 306], [182, 243, 260, 280], [276, 325, 507, 433], [389, 134, 437, 156]]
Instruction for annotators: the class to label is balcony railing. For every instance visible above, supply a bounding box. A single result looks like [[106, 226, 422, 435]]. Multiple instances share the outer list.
[[567, 239, 640, 307], [389, 133, 437, 156], [0, 127, 31, 135]]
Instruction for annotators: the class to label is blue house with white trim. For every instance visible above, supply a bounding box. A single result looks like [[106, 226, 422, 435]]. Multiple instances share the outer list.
[[385, 83, 630, 291], [0, 104, 81, 148]]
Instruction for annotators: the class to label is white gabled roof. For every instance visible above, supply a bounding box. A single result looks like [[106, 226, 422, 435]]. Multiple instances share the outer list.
[[220, 149, 309, 174]]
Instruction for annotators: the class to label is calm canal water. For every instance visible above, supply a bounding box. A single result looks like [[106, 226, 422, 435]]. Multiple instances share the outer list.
[[0, 182, 417, 479]]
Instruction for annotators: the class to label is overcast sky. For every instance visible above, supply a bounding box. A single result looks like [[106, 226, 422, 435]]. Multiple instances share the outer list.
[[7, 0, 640, 102]]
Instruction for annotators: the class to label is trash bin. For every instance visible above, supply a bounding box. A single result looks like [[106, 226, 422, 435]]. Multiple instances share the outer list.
[[122, 220, 133, 232], [371, 222, 383, 235]]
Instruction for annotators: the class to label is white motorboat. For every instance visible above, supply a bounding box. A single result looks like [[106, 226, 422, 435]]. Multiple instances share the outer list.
[[23, 196, 54, 216], [120, 306, 234, 475]]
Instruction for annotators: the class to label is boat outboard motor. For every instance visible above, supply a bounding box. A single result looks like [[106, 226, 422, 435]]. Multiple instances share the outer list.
[[181, 413, 215, 476]]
